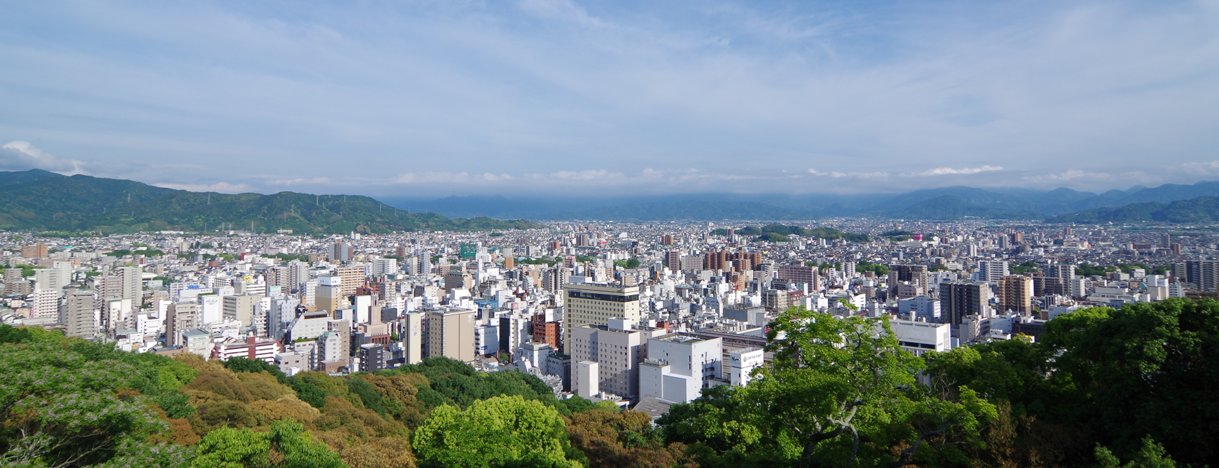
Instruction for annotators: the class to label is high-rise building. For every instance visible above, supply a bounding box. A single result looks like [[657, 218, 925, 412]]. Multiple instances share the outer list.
[[223, 295, 260, 327], [660, 235, 674, 245], [665, 251, 681, 273], [888, 264, 929, 289], [166, 302, 201, 346], [316, 276, 342, 315], [998, 276, 1034, 315], [977, 261, 1010, 283], [29, 288, 61, 320], [563, 283, 641, 354], [425, 308, 476, 362], [335, 266, 364, 297], [777, 264, 819, 291], [61, 289, 96, 339], [940, 282, 991, 328], [118, 266, 143, 312], [401, 312, 423, 365]]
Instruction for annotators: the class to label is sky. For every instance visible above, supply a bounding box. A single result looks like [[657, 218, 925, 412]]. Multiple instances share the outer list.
[[1, 0, 1218, 197]]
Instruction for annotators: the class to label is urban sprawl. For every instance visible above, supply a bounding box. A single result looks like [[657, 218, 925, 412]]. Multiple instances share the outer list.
[[0, 219, 1203, 415]]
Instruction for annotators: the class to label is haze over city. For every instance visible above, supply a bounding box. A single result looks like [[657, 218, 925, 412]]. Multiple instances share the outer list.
[[2, 0, 1218, 196]]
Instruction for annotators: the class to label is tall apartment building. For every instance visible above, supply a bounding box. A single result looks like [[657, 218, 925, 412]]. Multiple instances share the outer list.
[[166, 302, 201, 346], [425, 308, 476, 362], [335, 266, 364, 297], [61, 289, 97, 339], [998, 276, 1034, 315], [977, 261, 1010, 283], [777, 264, 819, 291], [1172, 260, 1219, 292], [563, 283, 641, 354], [665, 251, 681, 273], [940, 282, 992, 328], [288, 260, 310, 292], [401, 312, 423, 365], [316, 276, 343, 314], [888, 264, 929, 289], [118, 267, 142, 310], [1047, 263, 1078, 297], [29, 288, 61, 320], [223, 294, 260, 327]]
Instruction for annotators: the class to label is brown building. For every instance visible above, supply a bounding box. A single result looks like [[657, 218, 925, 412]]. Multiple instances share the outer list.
[[999, 276, 1034, 315], [21, 242, 48, 259]]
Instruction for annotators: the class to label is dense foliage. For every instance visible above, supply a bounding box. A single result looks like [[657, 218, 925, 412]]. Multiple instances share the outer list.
[[923, 298, 1216, 466], [0, 170, 538, 234]]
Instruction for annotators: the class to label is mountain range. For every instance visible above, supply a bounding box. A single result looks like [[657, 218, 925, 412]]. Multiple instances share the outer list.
[[6, 169, 1219, 227], [381, 181, 1219, 222], [0, 170, 537, 234]]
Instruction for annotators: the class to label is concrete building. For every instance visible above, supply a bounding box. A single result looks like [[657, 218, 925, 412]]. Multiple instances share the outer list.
[[359, 343, 385, 372], [940, 282, 991, 329], [639, 334, 723, 404], [563, 283, 641, 354], [316, 276, 343, 315], [977, 261, 1010, 283], [212, 337, 281, 363], [425, 308, 476, 362], [401, 312, 423, 365], [166, 302, 201, 346], [890, 319, 952, 357], [898, 296, 941, 321], [61, 289, 97, 339], [569, 318, 665, 400], [999, 276, 1034, 315], [223, 294, 260, 327]]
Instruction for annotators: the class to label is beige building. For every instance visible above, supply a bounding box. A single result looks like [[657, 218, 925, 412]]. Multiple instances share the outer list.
[[426, 308, 476, 362], [563, 283, 640, 354], [999, 276, 1034, 315], [166, 302, 201, 346], [335, 266, 364, 297]]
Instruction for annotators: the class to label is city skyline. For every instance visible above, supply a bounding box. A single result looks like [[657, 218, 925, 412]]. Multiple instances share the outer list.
[[2, 1, 1218, 196]]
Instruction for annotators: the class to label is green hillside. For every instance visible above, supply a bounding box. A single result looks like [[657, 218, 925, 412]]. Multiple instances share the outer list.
[[1047, 195, 1219, 224], [876, 195, 1038, 220], [0, 170, 538, 234]]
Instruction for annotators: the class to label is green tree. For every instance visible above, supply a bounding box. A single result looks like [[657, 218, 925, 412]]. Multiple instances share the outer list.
[[0, 343, 177, 467], [412, 395, 581, 468], [660, 308, 994, 467], [191, 419, 343, 468]]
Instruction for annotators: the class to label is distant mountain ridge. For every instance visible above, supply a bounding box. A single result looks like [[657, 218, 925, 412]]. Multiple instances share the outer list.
[[1046, 196, 1219, 224], [384, 180, 1219, 221], [0, 170, 537, 234]]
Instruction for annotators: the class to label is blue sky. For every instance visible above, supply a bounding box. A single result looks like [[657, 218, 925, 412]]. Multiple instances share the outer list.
[[1, 0, 1217, 196]]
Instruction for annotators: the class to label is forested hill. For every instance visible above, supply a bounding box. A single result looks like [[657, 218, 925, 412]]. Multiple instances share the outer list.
[[1046, 195, 1219, 224], [0, 170, 537, 234]]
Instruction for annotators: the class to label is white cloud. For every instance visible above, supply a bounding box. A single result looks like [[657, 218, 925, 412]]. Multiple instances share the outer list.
[[0, 141, 88, 175], [152, 181, 252, 193], [807, 168, 889, 179], [914, 165, 1004, 176]]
